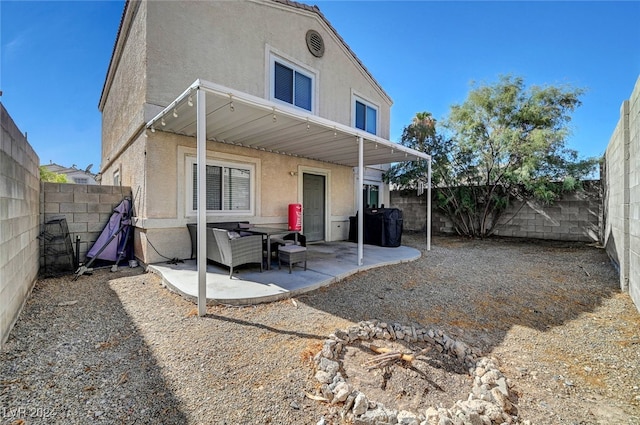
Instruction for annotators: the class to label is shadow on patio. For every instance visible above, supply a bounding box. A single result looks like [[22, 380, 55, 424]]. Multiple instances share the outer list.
[[147, 241, 422, 305]]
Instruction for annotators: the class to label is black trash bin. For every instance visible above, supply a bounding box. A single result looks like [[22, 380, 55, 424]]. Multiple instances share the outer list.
[[381, 208, 403, 247], [349, 208, 403, 247], [348, 215, 358, 243], [363, 209, 384, 245]]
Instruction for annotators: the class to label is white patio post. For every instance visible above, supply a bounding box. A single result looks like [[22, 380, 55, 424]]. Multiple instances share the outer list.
[[427, 157, 432, 251], [197, 88, 207, 316], [357, 136, 364, 266]]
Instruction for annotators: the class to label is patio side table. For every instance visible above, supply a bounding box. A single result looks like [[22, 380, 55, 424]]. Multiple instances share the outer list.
[[278, 245, 307, 274]]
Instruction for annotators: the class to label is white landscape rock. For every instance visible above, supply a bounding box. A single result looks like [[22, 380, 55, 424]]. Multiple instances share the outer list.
[[352, 392, 369, 416], [311, 321, 518, 424], [332, 381, 351, 403]]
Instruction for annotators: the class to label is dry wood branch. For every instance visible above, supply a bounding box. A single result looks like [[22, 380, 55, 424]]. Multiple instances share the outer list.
[[579, 265, 590, 277], [304, 391, 329, 402], [370, 345, 415, 362], [363, 352, 401, 370], [414, 346, 433, 358], [363, 345, 417, 370]]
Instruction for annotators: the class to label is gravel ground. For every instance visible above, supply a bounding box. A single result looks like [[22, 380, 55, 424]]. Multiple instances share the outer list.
[[1, 233, 639, 424]]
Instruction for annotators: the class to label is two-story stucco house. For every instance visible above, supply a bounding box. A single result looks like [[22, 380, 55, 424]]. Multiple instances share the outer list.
[[98, 0, 430, 265], [42, 162, 98, 185]]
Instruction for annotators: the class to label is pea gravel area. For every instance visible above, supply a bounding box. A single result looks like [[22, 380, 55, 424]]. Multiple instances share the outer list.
[[1, 233, 639, 424]]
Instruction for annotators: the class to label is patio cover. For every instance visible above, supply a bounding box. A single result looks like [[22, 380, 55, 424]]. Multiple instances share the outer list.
[[146, 79, 431, 315]]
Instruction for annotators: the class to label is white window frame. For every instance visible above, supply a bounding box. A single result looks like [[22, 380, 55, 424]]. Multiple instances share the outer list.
[[354, 170, 386, 211], [351, 92, 379, 136], [185, 156, 255, 217], [362, 183, 380, 208], [269, 51, 317, 113], [113, 168, 121, 186]]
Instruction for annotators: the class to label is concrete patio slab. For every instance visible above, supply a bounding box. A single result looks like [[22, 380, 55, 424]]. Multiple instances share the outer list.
[[147, 241, 421, 305]]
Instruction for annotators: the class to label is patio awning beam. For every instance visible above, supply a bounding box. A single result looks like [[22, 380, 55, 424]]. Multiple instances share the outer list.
[[147, 79, 431, 168], [358, 136, 364, 266], [196, 88, 207, 317]]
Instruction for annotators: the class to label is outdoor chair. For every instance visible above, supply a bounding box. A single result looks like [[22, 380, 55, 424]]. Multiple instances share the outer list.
[[278, 244, 307, 273], [187, 221, 250, 259], [206, 228, 263, 278], [266, 232, 306, 259]]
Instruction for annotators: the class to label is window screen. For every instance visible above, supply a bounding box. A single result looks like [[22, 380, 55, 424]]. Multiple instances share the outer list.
[[274, 60, 312, 111], [363, 184, 379, 208], [192, 164, 251, 212], [355, 100, 377, 135], [355, 101, 366, 131], [294, 72, 312, 110], [193, 164, 222, 210], [366, 106, 377, 134], [224, 167, 251, 210], [274, 62, 294, 104]]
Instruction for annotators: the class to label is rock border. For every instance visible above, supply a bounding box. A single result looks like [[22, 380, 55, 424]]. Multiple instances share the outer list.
[[312, 320, 520, 425]]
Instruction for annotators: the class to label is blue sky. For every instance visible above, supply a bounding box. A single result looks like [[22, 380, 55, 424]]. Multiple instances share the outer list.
[[1, 1, 639, 174]]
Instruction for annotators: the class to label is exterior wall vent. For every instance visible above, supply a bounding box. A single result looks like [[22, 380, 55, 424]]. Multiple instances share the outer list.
[[306, 30, 325, 58]]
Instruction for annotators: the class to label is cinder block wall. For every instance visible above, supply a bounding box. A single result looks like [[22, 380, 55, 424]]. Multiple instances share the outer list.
[[493, 182, 601, 242], [603, 76, 640, 312], [1, 103, 40, 348], [603, 102, 629, 285], [40, 184, 132, 273], [391, 182, 602, 243], [630, 79, 640, 314]]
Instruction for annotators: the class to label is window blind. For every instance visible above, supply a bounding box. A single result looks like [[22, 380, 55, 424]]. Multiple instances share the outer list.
[[224, 167, 250, 210], [192, 164, 222, 210], [274, 62, 293, 104], [355, 101, 366, 131], [192, 164, 250, 211], [294, 72, 312, 111], [274, 61, 312, 111], [355, 100, 377, 135]]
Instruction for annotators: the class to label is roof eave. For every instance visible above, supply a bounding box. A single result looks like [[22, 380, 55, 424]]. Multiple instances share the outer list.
[[268, 0, 393, 106], [98, 0, 137, 112]]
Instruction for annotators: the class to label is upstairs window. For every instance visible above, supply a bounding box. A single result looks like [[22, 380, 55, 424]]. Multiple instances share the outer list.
[[271, 57, 314, 112], [355, 99, 378, 135]]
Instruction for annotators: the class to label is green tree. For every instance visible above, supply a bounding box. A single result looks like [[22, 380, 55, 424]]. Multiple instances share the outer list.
[[385, 75, 598, 238], [40, 166, 68, 183], [383, 112, 452, 189]]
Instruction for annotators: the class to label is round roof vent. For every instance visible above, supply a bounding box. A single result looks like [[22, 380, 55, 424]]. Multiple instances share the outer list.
[[306, 29, 325, 58]]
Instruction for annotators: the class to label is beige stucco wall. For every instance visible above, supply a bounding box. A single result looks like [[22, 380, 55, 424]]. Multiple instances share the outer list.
[[131, 131, 356, 263], [142, 131, 355, 222], [100, 2, 147, 176], [100, 0, 394, 263], [144, 0, 391, 137]]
